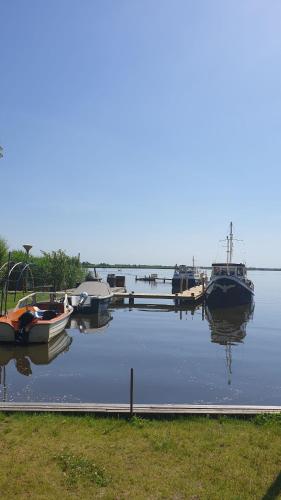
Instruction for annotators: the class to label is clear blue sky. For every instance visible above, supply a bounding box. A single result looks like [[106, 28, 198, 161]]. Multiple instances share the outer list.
[[1, 0, 281, 266]]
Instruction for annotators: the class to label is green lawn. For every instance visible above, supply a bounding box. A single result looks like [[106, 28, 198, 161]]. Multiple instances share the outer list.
[[2, 291, 28, 311], [2, 292, 52, 312], [0, 413, 280, 499]]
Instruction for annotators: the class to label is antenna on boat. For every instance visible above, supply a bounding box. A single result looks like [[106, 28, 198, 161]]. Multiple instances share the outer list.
[[229, 222, 234, 264], [222, 222, 235, 266]]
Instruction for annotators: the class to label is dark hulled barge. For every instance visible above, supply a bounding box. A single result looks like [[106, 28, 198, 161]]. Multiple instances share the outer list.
[[205, 223, 254, 308]]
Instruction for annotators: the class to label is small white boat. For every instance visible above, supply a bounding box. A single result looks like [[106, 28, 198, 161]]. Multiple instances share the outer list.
[[0, 292, 73, 344], [68, 281, 113, 314]]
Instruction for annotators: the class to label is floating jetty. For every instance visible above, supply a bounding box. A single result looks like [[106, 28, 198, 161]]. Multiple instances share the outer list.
[[135, 275, 172, 283], [0, 402, 281, 416], [113, 284, 204, 305]]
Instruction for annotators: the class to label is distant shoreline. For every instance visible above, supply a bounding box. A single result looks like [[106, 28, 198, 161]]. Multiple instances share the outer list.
[[83, 264, 281, 271]]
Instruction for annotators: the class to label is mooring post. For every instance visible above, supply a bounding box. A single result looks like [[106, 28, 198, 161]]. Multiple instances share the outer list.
[[129, 292, 134, 306], [130, 368, 134, 418]]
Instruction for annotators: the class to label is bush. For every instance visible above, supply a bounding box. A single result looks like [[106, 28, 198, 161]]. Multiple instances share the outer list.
[[0, 236, 8, 268]]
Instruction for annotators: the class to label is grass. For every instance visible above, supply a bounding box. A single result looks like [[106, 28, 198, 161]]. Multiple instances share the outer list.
[[1, 292, 27, 311], [2, 292, 53, 312], [0, 413, 280, 498]]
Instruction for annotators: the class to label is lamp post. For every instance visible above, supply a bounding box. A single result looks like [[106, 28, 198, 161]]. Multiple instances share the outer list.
[[22, 245, 32, 292], [23, 244, 32, 256]]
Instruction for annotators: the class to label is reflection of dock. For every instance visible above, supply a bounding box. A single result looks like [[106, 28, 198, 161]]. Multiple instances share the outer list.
[[112, 302, 199, 314], [113, 285, 204, 305]]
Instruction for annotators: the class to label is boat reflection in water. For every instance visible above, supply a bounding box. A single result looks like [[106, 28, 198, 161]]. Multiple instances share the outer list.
[[0, 331, 72, 378], [205, 303, 254, 385], [70, 310, 112, 334]]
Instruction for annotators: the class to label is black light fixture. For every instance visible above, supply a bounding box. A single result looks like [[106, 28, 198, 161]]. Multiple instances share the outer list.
[[23, 244, 32, 255]]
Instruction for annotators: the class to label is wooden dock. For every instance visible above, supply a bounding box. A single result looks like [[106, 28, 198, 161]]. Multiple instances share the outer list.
[[113, 284, 204, 305], [135, 275, 172, 283], [0, 402, 280, 416]]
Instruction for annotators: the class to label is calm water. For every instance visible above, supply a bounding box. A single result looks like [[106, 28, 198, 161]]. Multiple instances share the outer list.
[[1, 268, 281, 405]]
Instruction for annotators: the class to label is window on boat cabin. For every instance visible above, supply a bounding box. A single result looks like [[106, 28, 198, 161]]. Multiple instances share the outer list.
[[213, 266, 237, 276], [237, 266, 244, 276]]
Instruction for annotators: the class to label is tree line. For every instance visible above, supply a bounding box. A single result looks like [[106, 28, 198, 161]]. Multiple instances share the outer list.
[[0, 236, 85, 291]]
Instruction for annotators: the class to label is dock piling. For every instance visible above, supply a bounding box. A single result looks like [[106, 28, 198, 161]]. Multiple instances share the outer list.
[[130, 368, 134, 418]]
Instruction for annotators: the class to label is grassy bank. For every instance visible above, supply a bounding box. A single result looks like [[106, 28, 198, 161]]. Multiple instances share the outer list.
[[1, 292, 27, 312], [2, 291, 57, 312], [0, 413, 281, 498]]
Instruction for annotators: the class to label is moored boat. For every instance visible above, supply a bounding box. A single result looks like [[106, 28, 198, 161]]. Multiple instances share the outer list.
[[0, 292, 73, 344], [68, 281, 113, 314], [172, 259, 201, 293], [205, 223, 254, 308]]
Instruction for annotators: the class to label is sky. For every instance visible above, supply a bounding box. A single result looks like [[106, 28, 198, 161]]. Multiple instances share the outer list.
[[1, 0, 281, 266]]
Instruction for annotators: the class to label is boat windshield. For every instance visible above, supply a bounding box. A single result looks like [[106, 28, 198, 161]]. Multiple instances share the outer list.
[[212, 265, 245, 277]]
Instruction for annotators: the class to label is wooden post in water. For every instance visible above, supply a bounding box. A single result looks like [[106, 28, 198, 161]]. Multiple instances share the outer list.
[[129, 292, 134, 306], [130, 368, 134, 418]]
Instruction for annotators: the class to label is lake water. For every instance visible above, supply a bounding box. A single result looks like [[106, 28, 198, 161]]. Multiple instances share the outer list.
[[1, 268, 281, 405]]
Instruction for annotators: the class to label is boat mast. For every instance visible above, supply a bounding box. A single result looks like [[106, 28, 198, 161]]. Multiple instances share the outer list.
[[226, 236, 230, 265], [229, 222, 233, 264]]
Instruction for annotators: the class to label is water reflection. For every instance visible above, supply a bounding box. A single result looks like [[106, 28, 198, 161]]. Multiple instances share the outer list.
[[70, 310, 112, 334], [0, 332, 72, 376], [205, 303, 254, 385]]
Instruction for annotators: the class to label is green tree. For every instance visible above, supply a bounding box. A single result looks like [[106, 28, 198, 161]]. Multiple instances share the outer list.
[[0, 236, 8, 268], [40, 250, 85, 291]]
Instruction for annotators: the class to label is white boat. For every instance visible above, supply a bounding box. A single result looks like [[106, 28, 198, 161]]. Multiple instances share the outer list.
[[205, 223, 254, 308], [68, 281, 113, 314], [0, 292, 73, 344]]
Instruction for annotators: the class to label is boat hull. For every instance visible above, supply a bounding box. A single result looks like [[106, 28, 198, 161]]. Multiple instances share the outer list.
[[0, 310, 72, 344], [205, 277, 254, 308], [72, 296, 112, 314]]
